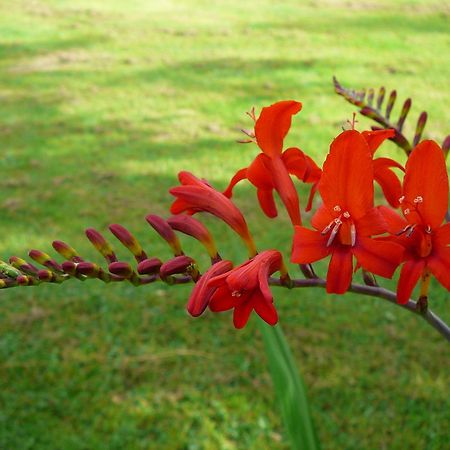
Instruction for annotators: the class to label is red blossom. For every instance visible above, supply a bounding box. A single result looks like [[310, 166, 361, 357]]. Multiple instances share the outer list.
[[224, 101, 321, 224], [379, 140, 450, 303], [207, 250, 283, 329], [291, 130, 404, 294]]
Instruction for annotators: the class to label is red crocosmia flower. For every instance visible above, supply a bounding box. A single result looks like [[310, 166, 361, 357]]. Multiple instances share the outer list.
[[291, 130, 404, 294], [187, 260, 233, 317], [362, 129, 405, 208], [170, 171, 257, 256], [207, 250, 283, 329], [223, 101, 321, 224], [378, 140, 450, 304]]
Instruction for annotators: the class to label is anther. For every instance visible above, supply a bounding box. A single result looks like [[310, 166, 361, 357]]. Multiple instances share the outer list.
[[425, 225, 432, 234], [406, 224, 416, 237], [350, 223, 356, 246], [399, 196, 405, 204], [413, 196, 423, 204], [232, 290, 242, 297], [326, 222, 341, 247], [333, 205, 341, 212], [343, 211, 350, 219], [396, 224, 412, 236], [404, 208, 410, 215]]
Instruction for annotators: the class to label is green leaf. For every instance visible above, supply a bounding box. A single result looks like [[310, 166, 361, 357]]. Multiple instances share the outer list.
[[258, 319, 320, 450]]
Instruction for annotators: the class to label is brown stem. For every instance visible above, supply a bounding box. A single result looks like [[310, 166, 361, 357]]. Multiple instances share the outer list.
[[268, 277, 450, 342]]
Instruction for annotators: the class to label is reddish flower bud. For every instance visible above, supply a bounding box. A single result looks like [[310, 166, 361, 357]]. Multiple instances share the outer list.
[[108, 261, 134, 279], [159, 255, 195, 279], [85, 228, 117, 263], [109, 224, 147, 262], [9, 256, 39, 275], [137, 257, 162, 275], [61, 261, 77, 276], [167, 215, 218, 259], [17, 275, 30, 286], [76, 262, 100, 277], [52, 240, 83, 262], [29, 249, 63, 273], [146, 214, 183, 256], [37, 269, 54, 281]]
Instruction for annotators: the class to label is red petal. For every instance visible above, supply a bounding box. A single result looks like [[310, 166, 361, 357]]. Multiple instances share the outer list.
[[362, 129, 395, 155], [377, 206, 408, 234], [291, 226, 331, 263], [428, 248, 450, 291], [223, 168, 248, 198], [433, 223, 450, 246], [233, 300, 254, 329], [353, 237, 403, 278], [257, 189, 277, 218], [319, 130, 374, 219], [305, 182, 319, 212], [209, 286, 236, 312], [253, 296, 278, 326], [254, 101, 302, 157], [272, 157, 302, 225], [397, 259, 425, 304], [373, 157, 404, 208], [247, 154, 274, 189], [403, 140, 449, 228], [357, 208, 389, 237], [311, 205, 334, 231], [326, 247, 353, 294], [282, 147, 307, 180]]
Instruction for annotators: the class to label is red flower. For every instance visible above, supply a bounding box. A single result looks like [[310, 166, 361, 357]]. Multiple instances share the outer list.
[[207, 250, 283, 329], [170, 171, 256, 256], [379, 140, 450, 304], [291, 130, 404, 294], [224, 101, 321, 225]]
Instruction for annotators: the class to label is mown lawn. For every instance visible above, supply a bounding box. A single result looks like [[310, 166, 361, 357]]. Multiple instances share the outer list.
[[0, 1, 448, 449]]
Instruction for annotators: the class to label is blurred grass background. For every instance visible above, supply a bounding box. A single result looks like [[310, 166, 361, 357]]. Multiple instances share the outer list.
[[0, 0, 449, 449]]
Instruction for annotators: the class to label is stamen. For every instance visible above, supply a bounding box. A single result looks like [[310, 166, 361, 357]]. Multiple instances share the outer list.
[[398, 196, 405, 204], [350, 223, 356, 246], [343, 211, 350, 219], [231, 290, 242, 297], [413, 196, 423, 204], [326, 222, 341, 247], [404, 208, 410, 215], [425, 225, 432, 234], [333, 205, 341, 212], [321, 220, 335, 235], [396, 224, 412, 236]]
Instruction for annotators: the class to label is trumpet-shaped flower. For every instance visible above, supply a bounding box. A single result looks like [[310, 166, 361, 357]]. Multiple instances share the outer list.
[[224, 101, 321, 224], [207, 250, 283, 329], [292, 130, 404, 294], [170, 171, 256, 256], [378, 140, 450, 303]]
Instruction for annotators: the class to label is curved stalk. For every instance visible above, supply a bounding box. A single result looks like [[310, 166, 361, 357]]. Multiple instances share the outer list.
[[269, 277, 450, 342]]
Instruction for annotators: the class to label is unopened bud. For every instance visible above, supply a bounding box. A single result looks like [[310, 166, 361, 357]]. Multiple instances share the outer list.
[[160, 255, 195, 279], [146, 214, 183, 256], [52, 240, 83, 262], [167, 215, 218, 259], [137, 257, 162, 275], [76, 262, 100, 277], [85, 228, 117, 263], [108, 261, 134, 278], [9, 256, 38, 275], [29, 250, 63, 273], [109, 224, 147, 262]]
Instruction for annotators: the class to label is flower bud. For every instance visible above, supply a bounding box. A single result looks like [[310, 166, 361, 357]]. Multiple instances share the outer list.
[[137, 257, 162, 275], [52, 240, 83, 262], [9, 256, 38, 275], [109, 224, 147, 262], [108, 261, 134, 278], [146, 214, 183, 256], [28, 249, 63, 273], [85, 228, 117, 263], [159, 255, 195, 279]]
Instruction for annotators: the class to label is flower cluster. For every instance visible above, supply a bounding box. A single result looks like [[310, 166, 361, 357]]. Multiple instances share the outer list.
[[1, 99, 448, 331]]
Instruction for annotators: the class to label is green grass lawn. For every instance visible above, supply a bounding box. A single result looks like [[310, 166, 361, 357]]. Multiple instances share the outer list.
[[0, 0, 449, 448]]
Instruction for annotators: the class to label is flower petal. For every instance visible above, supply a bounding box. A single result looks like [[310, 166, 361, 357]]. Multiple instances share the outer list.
[[233, 300, 254, 329], [319, 130, 374, 219], [362, 129, 395, 155], [377, 206, 408, 235], [357, 207, 389, 237], [247, 154, 274, 189], [209, 286, 236, 312], [353, 237, 403, 278], [326, 247, 353, 294], [223, 167, 248, 198], [253, 295, 278, 326], [254, 101, 302, 157], [257, 189, 278, 218], [433, 222, 450, 246], [291, 226, 331, 264], [403, 140, 449, 228], [397, 259, 425, 304], [428, 247, 450, 291], [373, 157, 404, 208]]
